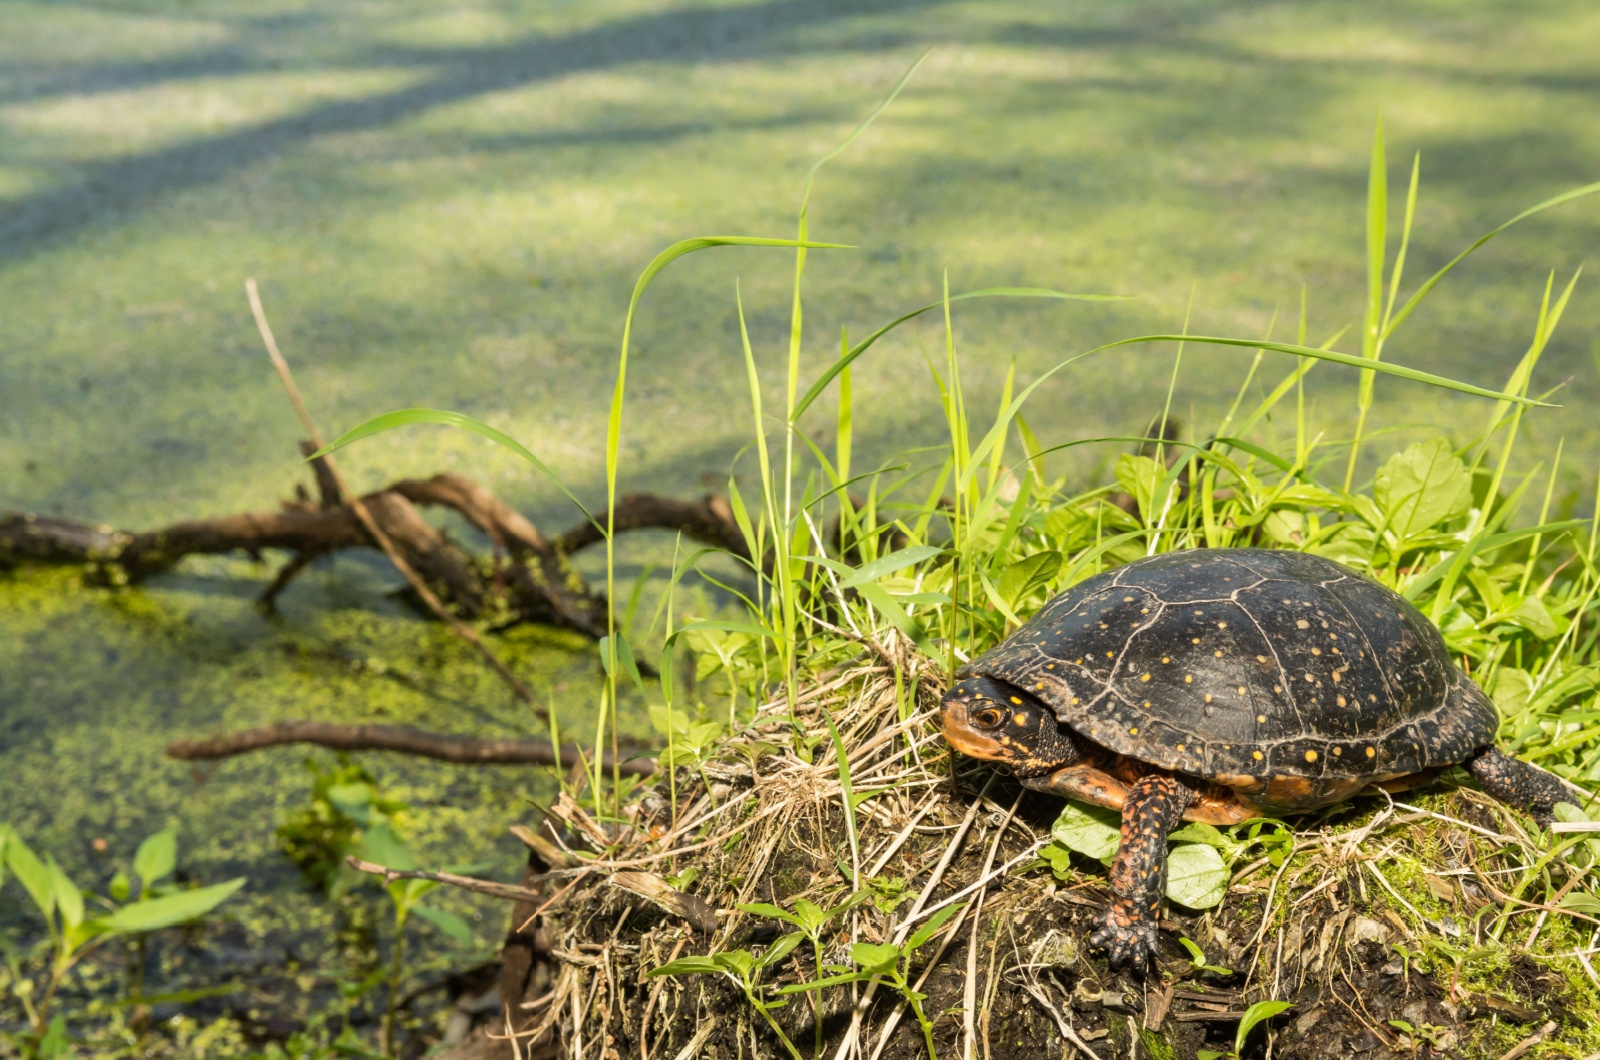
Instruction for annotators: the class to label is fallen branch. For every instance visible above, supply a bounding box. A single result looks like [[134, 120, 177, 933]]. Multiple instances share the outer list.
[[166, 721, 656, 775], [344, 856, 576, 901], [0, 477, 753, 642]]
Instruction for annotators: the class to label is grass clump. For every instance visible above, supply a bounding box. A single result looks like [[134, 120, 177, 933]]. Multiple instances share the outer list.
[[309, 69, 1600, 1059]]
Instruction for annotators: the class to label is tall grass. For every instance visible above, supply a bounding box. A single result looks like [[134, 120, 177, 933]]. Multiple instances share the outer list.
[[318, 64, 1600, 822]]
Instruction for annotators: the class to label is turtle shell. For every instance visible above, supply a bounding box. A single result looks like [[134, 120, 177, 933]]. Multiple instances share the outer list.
[[961, 548, 1498, 784]]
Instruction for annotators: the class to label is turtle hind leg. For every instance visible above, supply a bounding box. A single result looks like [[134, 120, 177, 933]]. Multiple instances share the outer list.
[[1464, 746, 1573, 827], [1089, 773, 1194, 975]]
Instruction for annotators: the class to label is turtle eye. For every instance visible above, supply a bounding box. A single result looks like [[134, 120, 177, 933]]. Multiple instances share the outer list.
[[971, 705, 1006, 729]]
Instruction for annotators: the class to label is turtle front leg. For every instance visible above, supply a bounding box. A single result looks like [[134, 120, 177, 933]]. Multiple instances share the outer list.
[[1464, 746, 1574, 828], [1089, 773, 1194, 974]]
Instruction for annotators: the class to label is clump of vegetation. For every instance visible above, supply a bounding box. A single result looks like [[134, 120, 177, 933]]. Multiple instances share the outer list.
[[0, 826, 242, 1059]]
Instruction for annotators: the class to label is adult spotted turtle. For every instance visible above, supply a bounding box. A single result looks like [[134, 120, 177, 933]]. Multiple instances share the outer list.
[[941, 547, 1571, 972]]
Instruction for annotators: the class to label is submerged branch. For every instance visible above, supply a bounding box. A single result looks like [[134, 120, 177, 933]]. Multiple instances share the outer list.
[[0, 458, 758, 644], [166, 721, 656, 775]]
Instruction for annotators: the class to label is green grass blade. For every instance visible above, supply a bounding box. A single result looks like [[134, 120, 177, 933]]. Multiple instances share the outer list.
[[790, 288, 1130, 422], [1089, 336, 1553, 405], [797, 50, 933, 224], [312, 407, 605, 537], [1383, 180, 1600, 341], [1363, 113, 1387, 366]]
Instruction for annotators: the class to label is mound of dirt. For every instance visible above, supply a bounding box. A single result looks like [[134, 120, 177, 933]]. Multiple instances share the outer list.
[[444, 649, 1592, 1060]]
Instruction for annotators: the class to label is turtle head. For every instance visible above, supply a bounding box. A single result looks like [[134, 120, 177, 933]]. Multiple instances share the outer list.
[[942, 675, 1082, 778]]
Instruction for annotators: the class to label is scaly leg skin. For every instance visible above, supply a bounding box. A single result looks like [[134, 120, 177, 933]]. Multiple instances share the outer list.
[[1089, 773, 1194, 974], [1464, 746, 1573, 828]]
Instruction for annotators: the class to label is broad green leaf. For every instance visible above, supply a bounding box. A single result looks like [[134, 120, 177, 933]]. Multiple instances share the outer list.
[[6, 831, 55, 922], [1051, 801, 1121, 863], [413, 905, 475, 945], [997, 550, 1062, 607], [907, 901, 966, 951], [133, 830, 177, 890], [793, 898, 827, 933], [713, 949, 757, 979], [1505, 595, 1560, 640], [1196, 1050, 1228, 1060], [1235, 1000, 1293, 1054], [1559, 892, 1600, 916], [759, 930, 806, 969], [838, 546, 944, 588], [95, 878, 245, 935], [325, 783, 376, 826], [108, 870, 131, 903], [647, 956, 725, 977], [852, 581, 937, 655], [357, 821, 416, 872], [1373, 438, 1471, 537], [1167, 822, 1230, 851], [850, 942, 901, 973], [50, 860, 84, 931], [1165, 843, 1229, 910], [310, 408, 606, 538], [37, 1016, 68, 1060]]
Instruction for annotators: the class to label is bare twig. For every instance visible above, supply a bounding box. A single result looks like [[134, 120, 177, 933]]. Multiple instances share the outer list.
[[166, 720, 655, 773], [344, 856, 577, 900], [247, 278, 548, 718]]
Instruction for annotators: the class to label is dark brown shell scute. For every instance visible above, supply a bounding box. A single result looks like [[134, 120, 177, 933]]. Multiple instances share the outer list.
[[963, 548, 1498, 782]]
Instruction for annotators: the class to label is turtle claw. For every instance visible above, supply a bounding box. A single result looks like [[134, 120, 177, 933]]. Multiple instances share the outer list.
[[1089, 897, 1159, 975]]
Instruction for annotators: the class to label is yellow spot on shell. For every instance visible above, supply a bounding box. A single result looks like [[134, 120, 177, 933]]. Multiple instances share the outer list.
[[1072, 697, 1080, 705], [1214, 650, 1223, 657], [1192, 637, 1202, 644], [1123, 596, 1134, 602], [1140, 673, 1151, 682], [1332, 747, 1343, 756], [1238, 686, 1247, 695], [1204, 694, 1213, 703], [1305, 750, 1318, 763], [1130, 727, 1139, 735], [1337, 695, 1347, 707], [1162, 656, 1170, 664], [1311, 647, 1322, 656], [1177, 744, 1186, 752], [1143, 700, 1151, 707], [1010, 696, 1023, 705], [1252, 750, 1264, 761], [1366, 747, 1376, 758], [1218, 621, 1228, 629], [1014, 714, 1028, 726], [1256, 714, 1267, 723], [1296, 619, 1310, 629], [1107, 651, 1114, 658], [1184, 675, 1193, 684]]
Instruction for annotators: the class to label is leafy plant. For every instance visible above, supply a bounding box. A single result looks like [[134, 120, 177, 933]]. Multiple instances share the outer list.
[[777, 902, 967, 1060], [1178, 937, 1234, 977], [0, 824, 243, 1058], [276, 757, 408, 896], [1196, 999, 1292, 1060], [737, 890, 872, 1057], [647, 943, 808, 1060]]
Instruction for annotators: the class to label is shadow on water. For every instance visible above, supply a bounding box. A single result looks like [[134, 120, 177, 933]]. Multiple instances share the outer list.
[[0, 0, 937, 266]]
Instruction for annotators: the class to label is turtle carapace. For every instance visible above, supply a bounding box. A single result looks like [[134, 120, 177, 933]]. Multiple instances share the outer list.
[[941, 548, 1572, 973]]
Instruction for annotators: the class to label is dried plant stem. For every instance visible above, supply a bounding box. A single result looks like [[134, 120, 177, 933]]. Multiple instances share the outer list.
[[246, 278, 545, 717]]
